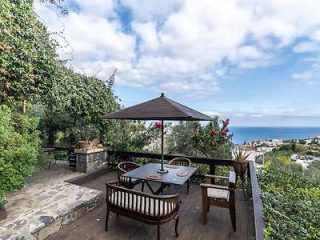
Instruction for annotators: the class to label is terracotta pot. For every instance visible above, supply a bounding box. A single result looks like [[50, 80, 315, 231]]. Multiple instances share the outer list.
[[0, 209, 7, 222], [78, 141, 93, 150], [233, 161, 248, 176]]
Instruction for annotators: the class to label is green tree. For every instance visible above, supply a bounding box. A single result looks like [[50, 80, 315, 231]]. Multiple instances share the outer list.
[[0, 105, 40, 208], [108, 121, 161, 152], [167, 121, 196, 156], [0, 0, 58, 107]]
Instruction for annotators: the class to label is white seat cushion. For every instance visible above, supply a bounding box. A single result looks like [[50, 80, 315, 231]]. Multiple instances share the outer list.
[[207, 186, 229, 201], [109, 192, 174, 216]]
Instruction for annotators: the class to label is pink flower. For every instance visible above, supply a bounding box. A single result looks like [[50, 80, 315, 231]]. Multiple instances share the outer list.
[[222, 119, 230, 127], [153, 122, 163, 129], [191, 128, 195, 133], [210, 130, 218, 136]]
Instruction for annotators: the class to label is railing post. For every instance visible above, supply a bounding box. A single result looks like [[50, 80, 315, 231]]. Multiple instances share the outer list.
[[209, 164, 216, 184]]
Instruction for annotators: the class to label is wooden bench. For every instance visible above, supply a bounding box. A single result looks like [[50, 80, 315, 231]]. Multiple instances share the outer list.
[[105, 181, 180, 240]]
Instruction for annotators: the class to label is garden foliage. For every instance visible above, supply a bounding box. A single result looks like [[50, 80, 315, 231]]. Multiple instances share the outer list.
[[0, 0, 119, 208], [0, 105, 40, 209], [259, 154, 320, 239], [108, 121, 162, 152], [167, 117, 233, 159]]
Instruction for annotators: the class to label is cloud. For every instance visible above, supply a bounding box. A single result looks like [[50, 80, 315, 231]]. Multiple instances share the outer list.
[[120, 0, 183, 21], [293, 41, 320, 53], [72, 0, 114, 16], [34, 0, 320, 96], [292, 63, 320, 84]]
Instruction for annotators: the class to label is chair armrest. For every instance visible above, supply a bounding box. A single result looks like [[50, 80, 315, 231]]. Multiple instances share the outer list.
[[106, 180, 119, 186], [200, 183, 229, 190], [229, 171, 236, 184], [205, 174, 229, 180], [205, 174, 229, 184]]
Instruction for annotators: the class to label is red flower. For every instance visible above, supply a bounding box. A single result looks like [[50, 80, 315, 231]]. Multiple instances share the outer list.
[[153, 122, 163, 129], [222, 119, 230, 127], [210, 130, 218, 136], [220, 128, 228, 136]]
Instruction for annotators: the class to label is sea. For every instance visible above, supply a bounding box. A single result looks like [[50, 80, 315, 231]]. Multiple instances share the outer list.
[[229, 127, 320, 144]]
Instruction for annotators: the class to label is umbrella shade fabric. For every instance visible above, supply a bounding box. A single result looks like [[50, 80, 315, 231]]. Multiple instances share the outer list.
[[104, 93, 213, 121]]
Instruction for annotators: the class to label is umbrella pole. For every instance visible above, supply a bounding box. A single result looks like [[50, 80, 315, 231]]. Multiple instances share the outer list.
[[158, 120, 168, 173], [161, 120, 164, 170]]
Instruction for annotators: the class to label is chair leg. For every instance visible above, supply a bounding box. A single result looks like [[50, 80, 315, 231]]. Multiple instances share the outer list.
[[202, 189, 208, 225], [229, 207, 236, 231], [202, 202, 208, 225], [105, 208, 110, 231], [187, 180, 190, 195], [157, 224, 160, 240], [175, 216, 179, 237]]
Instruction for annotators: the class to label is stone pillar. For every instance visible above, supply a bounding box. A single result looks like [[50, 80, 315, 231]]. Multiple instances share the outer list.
[[74, 148, 107, 173]]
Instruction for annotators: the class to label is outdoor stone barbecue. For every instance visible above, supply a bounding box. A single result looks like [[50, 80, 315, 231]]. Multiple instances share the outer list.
[[74, 148, 107, 173]]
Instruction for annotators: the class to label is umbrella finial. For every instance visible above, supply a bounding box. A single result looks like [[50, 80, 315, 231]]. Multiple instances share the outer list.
[[160, 93, 165, 97]]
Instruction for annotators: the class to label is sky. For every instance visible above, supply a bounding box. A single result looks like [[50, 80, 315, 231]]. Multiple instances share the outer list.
[[34, 0, 320, 126]]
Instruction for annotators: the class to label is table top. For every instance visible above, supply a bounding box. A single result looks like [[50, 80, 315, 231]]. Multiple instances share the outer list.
[[122, 163, 197, 186]]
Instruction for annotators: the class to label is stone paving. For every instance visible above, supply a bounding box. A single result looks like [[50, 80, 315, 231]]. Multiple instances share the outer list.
[[0, 162, 103, 240]]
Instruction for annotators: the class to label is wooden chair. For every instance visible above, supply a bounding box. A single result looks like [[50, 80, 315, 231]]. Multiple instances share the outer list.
[[117, 161, 144, 191], [169, 157, 192, 194], [105, 181, 180, 240], [200, 171, 236, 231]]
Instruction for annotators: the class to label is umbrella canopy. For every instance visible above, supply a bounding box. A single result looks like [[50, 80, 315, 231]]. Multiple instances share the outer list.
[[104, 93, 213, 121], [104, 93, 213, 173]]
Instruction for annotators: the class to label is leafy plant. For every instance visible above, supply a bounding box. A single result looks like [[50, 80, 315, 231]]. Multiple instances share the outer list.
[[0, 105, 40, 199], [107, 121, 162, 152], [0, 191, 7, 210], [191, 117, 233, 159], [233, 148, 250, 161], [259, 152, 320, 239]]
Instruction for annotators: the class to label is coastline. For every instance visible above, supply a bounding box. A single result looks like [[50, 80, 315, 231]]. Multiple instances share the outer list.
[[230, 126, 320, 144]]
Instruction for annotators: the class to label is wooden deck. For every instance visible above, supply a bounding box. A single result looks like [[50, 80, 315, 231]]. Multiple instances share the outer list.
[[46, 170, 254, 240]]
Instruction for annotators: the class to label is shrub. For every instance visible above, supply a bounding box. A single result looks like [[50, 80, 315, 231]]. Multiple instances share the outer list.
[[0, 105, 40, 203], [107, 121, 161, 152], [299, 139, 307, 145], [0, 191, 7, 210], [259, 168, 320, 239], [191, 117, 233, 159]]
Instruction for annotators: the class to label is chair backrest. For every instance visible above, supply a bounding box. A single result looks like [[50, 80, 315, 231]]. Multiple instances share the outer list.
[[105, 182, 180, 219], [117, 161, 140, 183], [228, 171, 236, 190], [169, 157, 191, 167]]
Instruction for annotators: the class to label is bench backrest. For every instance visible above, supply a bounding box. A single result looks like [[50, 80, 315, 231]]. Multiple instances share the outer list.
[[106, 182, 179, 219]]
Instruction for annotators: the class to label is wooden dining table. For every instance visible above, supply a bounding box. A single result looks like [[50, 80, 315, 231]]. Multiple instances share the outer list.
[[122, 163, 197, 195]]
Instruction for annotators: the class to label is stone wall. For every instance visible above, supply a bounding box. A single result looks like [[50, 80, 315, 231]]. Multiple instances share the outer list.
[[75, 148, 107, 173]]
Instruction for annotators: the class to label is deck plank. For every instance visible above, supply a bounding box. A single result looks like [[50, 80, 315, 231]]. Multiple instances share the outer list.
[[46, 171, 254, 240]]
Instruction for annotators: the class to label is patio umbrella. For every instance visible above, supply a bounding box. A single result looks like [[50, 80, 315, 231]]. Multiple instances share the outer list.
[[104, 93, 213, 173]]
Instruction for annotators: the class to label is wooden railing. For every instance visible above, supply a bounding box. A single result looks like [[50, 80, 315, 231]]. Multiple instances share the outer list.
[[107, 149, 234, 176], [247, 161, 265, 240], [108, 149, 265, 240]]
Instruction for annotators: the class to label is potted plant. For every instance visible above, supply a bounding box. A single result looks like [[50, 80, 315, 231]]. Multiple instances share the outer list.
[[0, 193, 7, 222], [75, 125, 100, 150], [232, 148, 250, 185]]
